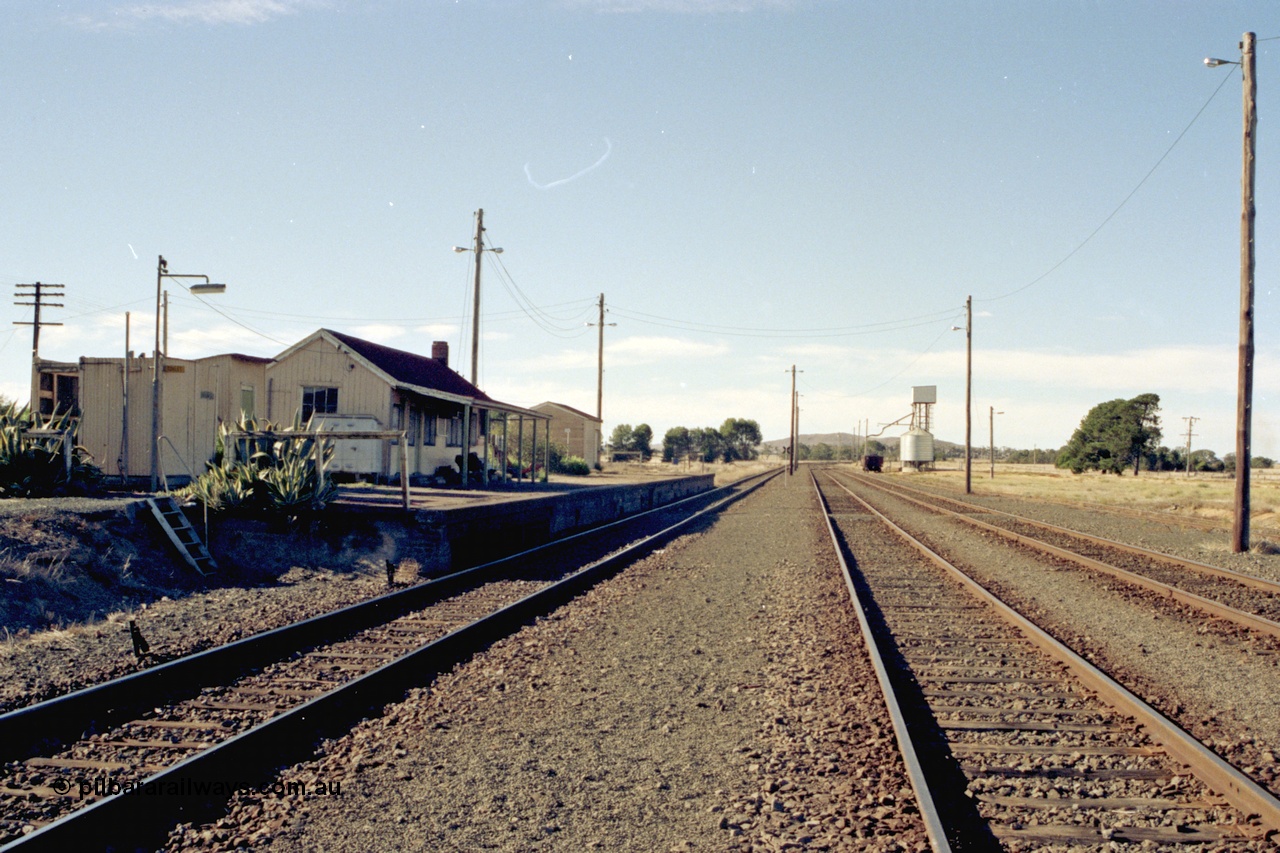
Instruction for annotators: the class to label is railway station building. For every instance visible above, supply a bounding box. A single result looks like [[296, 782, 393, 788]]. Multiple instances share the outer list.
[[41, 329, 552, 486]]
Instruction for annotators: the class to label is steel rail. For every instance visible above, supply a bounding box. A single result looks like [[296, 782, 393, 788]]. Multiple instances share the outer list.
[[824, 472, 1280, 836], [808, 472, 951, 853], [4, 467, 781, 852], [0, 468, 779, 767], [851, 470, 1280, 595], [837, 469, 1280, 642]]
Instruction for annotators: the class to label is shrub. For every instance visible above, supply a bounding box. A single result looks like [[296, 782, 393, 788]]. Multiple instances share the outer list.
[[557, 455, 591, 476], [0, 404, 103, 497]]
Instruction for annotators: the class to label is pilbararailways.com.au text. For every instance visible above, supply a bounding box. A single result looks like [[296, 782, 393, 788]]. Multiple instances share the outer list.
[[49, 775, 342, 800]]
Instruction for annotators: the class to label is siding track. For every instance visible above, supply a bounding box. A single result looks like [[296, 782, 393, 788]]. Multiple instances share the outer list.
[[814, 469, 1280, 849], [832, 470, 1280, 643]]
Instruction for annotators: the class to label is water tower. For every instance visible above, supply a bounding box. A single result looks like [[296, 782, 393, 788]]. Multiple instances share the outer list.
[[900, 385, 936, 471]]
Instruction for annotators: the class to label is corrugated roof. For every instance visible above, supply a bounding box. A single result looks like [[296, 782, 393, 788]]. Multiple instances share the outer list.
[[324, 329, 492, 402]]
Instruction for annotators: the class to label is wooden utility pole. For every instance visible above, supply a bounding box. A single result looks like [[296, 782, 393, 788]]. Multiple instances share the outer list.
[[989, 406, 1003, 479], [14, 281, 64, 417], [596, 293, 605, 419], [470, 208, 485, 386], [1234, 32, 1257, 553], [587, 293, 615, 421], [1183, 415, 1198, 477], [123, 313, 131, 481], [788, 365, 797, 475], [964, 295, 973, 494]]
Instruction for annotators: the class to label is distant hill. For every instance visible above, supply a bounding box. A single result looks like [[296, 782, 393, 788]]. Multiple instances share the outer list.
[[762, 432, 961, 455]]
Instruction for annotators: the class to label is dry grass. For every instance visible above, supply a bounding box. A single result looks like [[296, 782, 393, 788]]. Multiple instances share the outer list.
[[904, 464, 1280, 529]]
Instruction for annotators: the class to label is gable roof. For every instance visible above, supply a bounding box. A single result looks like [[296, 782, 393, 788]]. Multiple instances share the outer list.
[[532, 401, 602, 423], [323, 329, 492, 402], [271, 329, 549, 419]]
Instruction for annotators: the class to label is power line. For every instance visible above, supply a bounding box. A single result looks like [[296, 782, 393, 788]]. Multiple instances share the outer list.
[[979, 65, 1237, 303]]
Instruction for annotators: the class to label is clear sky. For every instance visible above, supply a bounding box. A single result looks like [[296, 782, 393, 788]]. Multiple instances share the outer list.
[[3, 0, 1279, 459]]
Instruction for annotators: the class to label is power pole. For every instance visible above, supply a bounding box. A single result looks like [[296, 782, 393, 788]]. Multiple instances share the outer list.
[[1233, 32, 1257, 554], [783, 363, 793, 473], [1182, 412, 1192, 473], [964, 295, 973, 494], [14, 281, 65, 417], [587, 293, 616, 421]]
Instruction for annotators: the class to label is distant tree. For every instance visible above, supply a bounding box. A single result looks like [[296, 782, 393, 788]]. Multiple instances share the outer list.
[[1057, 394, 1163, 475], [609, 424, 634, 452], [690, 427, 727, 462], [1226, 453, 1278, 471], [810, 442, 835, 461], [795, 443, 812, 461], [719, 418, 762, 461], [631, 423, 654, 460], [662, 426, 691, 462], [1193, 449, 1225, 472]]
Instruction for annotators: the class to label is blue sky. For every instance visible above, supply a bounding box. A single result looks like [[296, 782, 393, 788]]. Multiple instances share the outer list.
[[3, 0, 1279, 458]]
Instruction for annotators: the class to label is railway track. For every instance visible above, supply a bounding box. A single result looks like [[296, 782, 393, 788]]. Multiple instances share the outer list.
[[831, 469, 1280, 644], [0, 469, 779, 851], [814, 470, 1280, 850]]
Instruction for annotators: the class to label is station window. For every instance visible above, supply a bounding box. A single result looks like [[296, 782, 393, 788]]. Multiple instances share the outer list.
[[446, 412, 464, 447], [423, 410, 438, 445], [301, 386, 338, 422]]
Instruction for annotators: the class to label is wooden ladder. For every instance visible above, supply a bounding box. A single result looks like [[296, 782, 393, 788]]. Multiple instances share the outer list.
[[145, 497, 217, 576]]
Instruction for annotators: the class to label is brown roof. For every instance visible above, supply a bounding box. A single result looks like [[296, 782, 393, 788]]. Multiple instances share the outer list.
[[325, 329, 492, 402]]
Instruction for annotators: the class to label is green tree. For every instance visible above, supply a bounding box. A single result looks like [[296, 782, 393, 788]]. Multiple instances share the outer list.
[[810, 442, 835, 461], [690, 427, 726, 462], [1057, 394, 1163, 475], [609, 423, 634, 452], [662, 426, 691, 462], [719, 418, 762, 461], [631, 423, 654, 460]]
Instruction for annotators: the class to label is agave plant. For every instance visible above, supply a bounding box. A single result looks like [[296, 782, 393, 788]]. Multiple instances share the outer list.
[[180, 415, 335, 519], [0, 404, 102, 497]]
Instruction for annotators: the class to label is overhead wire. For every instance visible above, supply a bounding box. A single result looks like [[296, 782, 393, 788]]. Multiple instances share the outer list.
[[978, 64, 1237, 304], [609, 304, 963, 338]]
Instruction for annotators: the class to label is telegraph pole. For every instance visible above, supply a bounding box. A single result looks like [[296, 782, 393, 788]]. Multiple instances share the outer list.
[[587, 293, 616, 421], [786, 366, 800, 474], [14, 282, 65, 418], [1234, 32, 1257, 553], [1182, 416, 1198, 477], [964, 295, 973, 494]]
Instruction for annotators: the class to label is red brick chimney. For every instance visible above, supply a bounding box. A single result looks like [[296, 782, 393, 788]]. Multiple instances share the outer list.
[[431, 341, 449, 367]]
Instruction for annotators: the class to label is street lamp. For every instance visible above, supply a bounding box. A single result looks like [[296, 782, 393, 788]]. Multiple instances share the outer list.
[[1205, 33, 1256, 553], [989, 407, 1004, 479], [151, 255, 227, 491], [453, 208, 503, 387]]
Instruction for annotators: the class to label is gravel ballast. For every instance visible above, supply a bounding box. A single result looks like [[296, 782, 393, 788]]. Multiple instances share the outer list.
[[840, 474, 1280, 801], [165, 474, 928, 851]]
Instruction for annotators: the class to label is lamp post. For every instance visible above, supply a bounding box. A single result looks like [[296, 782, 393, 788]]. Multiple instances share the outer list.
[[453, 208, 503, 387], [1206, 33, 1257, 553], [151, 256, 227, 491], [989, 407, 1004, 479]]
